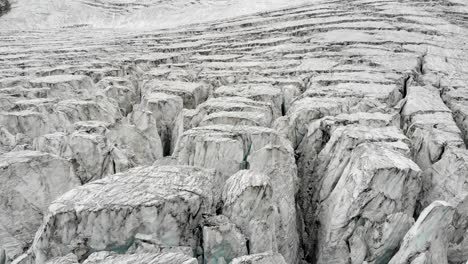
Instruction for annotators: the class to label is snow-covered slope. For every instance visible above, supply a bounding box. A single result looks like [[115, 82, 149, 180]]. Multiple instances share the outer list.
[[0, 0, 314, 30]]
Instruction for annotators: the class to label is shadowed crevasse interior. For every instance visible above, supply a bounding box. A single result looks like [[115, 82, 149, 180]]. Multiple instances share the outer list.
[[0, 0, 10, 17]]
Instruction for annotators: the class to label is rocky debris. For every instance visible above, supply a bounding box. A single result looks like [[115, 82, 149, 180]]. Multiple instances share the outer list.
[[231, 252, 287, 264], [0, 151, 80, 262], [31, 165, 217, 263], [202, 215, 248, 264], [389, 201, 455, 264]]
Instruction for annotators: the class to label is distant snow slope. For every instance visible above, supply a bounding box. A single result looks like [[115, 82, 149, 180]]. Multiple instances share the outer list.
[[0, 0, 313, 30]]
